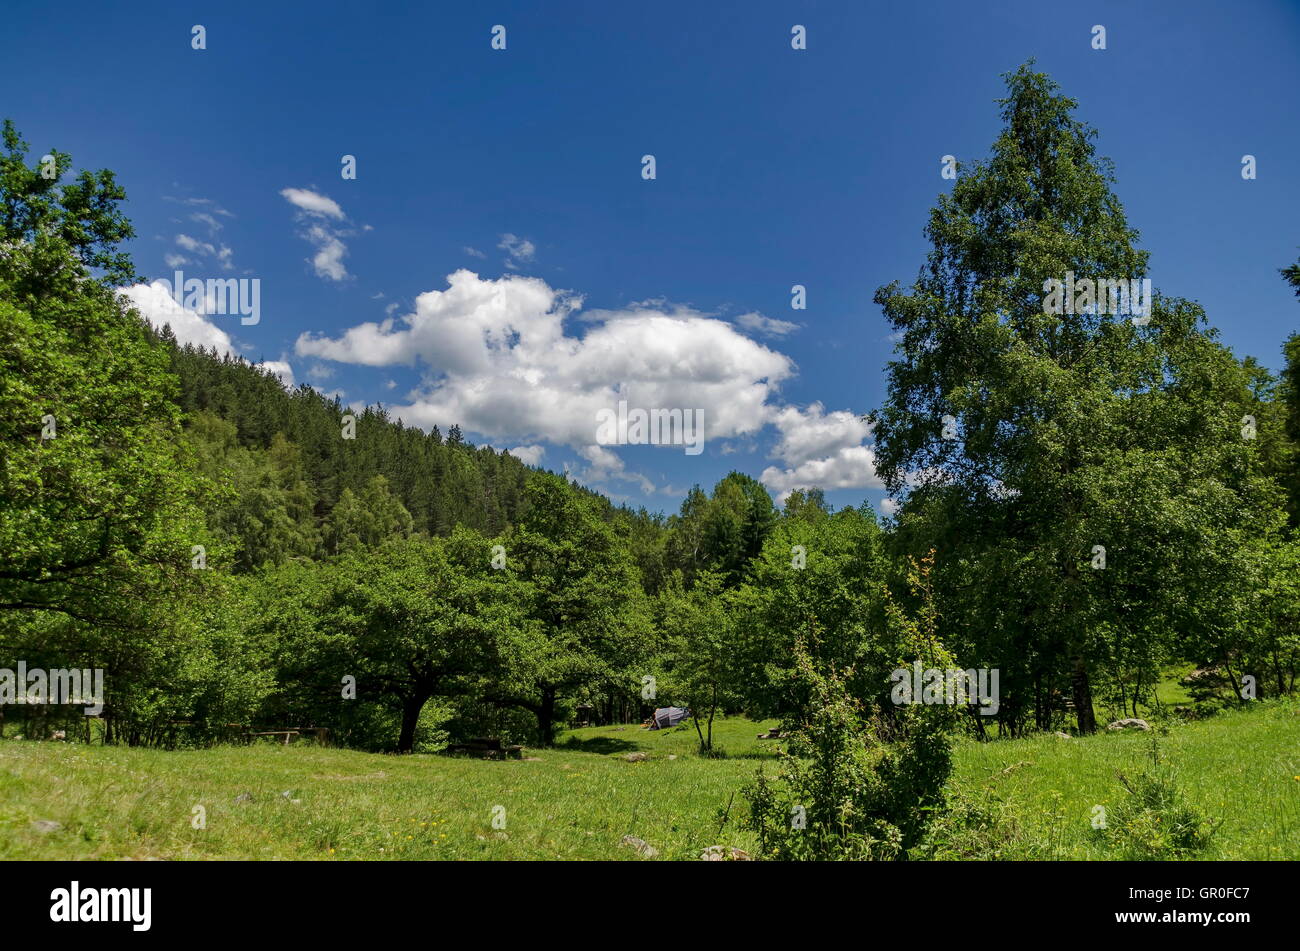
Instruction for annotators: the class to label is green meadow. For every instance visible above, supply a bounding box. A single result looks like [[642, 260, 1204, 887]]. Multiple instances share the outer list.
[[4, 701, 1297, 861]]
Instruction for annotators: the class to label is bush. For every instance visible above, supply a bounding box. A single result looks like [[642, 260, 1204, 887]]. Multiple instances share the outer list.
[[1095, 768, 1218, 859], [739, 642, 953, 860], [916, 789, 1019, 860]]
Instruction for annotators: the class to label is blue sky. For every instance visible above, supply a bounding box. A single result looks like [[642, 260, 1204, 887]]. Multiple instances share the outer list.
[[5, 0, 1298, 515]]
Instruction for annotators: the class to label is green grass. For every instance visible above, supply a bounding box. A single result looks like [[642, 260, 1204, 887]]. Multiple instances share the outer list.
[[2, 703, 1297, 860], [943, 700, 1300, 859]]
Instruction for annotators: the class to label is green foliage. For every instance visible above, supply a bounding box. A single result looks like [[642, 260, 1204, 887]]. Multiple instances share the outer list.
[[740, 559, 960, 860], [0, 175, 214, 743], [1277, 330, 1300, 525], [915, 788, 1020, 860], [252, 530, 513, 753], [655, 570, 739, 751], [324, 475, 413, 555], [492, 472, 653, 745], [870, 62, 1288, 735], [0, 118, 136, 289], [740, 641, 953, 860], [663, 472, 776, 587], [734, 504, 890, 720]]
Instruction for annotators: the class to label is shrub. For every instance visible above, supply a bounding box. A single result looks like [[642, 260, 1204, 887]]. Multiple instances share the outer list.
[[740, 641, 954, 860], [1096, 768, 1218, 859]]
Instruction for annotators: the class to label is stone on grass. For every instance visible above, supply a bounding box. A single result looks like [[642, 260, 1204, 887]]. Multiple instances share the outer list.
[[620, 835, 658, 858], [701, 845, 751, 861], [1106, 718, 1151, 732]]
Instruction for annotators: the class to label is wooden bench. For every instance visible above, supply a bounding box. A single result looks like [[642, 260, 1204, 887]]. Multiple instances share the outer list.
[[445, 737, 524, 760], [243, 728, 329, 747], [247, 730, 300, 746]]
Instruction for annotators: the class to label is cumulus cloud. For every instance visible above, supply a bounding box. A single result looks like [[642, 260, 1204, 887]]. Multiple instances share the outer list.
[[577, 444, 656, 494], [760, 446, 883, 502], [507, 444, 546, 466], [281, 187, 352, 281], [759, 402, 882, 501], [118, 281, 236, 355], [769, 402, 872, 467], [260, 360, 295, 388], [295, 270, 794, 457], [735, 311, 800, 338], [119, 282, 291, 385], [294, 269, 883, 500]]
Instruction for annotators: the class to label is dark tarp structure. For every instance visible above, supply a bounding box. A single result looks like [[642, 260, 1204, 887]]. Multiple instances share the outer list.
[[650, 706, 690, 729]]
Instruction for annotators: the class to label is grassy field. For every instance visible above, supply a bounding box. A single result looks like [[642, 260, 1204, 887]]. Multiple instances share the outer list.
[[2, 702, 1297, 860]]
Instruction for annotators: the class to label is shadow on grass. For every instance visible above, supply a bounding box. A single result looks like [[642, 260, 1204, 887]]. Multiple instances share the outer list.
[[557, 735, 641, 755]]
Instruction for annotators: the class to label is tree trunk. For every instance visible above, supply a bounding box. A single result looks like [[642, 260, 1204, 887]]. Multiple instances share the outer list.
[[707, 684, 717, 750], [1071, 653, 1097, 734], [397, 692, 431, 754], [536, 687, 557, 747]]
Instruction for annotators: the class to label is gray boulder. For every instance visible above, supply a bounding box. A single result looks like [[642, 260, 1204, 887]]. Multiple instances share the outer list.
[[1106, 718, 1151, 731]]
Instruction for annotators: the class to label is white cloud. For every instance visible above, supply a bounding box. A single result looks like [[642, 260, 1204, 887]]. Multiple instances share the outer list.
[[280, 187, 344, 220], [295, 270, 794, 459], [881, 497, 899, 516], [166, 196, 233, 217], [577, 444, 656, 494], [175, 233, 214, 255], [294, 269, 881, 500], [260, 360, 295, 388], [306, 362, 335, 383], [507, 444, 545, 466], [736, 311, 800, 338], [770, 402, 872, 467], [760, 446, 883, 503], [191, 211, 224, 233], [172, 233, 233, 271], [158, 195, 237, 272], [759, 402, 882, 501], [118, 281, 235, 355], [281, 188, 351, 281], [498, 233, 536, 270], [463, 246, 486, 259], [306, 224, 348, 281]]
